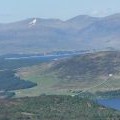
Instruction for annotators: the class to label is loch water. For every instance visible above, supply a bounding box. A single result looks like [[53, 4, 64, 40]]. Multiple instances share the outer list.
[[97, 98, 120, 111]]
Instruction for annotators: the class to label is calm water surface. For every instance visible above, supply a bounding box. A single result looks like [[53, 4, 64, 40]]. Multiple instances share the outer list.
[[97, 98, 120, 110]]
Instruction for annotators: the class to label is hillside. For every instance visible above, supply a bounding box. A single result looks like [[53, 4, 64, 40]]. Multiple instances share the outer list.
[[16, 51, 120, 97], [1, 14, 120, 54], [0, 95, 120, 120]]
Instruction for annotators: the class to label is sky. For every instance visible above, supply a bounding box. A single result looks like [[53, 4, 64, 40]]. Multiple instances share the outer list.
[[0, 0, 120, 23]]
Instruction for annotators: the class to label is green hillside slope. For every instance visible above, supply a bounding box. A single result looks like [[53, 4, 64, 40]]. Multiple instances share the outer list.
[[15, 51, 120, 97]]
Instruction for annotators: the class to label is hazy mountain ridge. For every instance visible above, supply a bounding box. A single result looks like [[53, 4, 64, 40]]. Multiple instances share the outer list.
[[0, 14, 120, 54]]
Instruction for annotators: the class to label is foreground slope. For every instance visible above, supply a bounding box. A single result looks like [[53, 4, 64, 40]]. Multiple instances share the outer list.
[[16, 51, 120, 97], [0, 95, 120, 120]]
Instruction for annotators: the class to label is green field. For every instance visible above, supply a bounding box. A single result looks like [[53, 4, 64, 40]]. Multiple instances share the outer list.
[[14, 70, 71, 97]]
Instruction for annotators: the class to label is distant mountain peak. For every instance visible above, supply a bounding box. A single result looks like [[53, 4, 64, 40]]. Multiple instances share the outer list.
[[1, 13, 120, 54], [104, 13, 120, 20], [67, 15, 98, 22], [29, 18, 37, 26]]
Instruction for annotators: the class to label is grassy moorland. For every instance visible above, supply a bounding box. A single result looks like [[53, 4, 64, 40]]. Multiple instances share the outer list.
[[15, 51, 120, 97], [0, 95, 120, 120]]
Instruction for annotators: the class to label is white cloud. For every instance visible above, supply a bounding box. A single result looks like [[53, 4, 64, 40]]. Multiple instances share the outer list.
[[90, 8, 112, 17]]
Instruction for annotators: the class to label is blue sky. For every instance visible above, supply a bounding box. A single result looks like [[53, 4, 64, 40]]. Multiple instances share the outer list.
[[0, 0, 120, 22]]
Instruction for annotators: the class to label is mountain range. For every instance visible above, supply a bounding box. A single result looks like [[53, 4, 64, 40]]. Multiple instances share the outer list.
[[1, 13, 120, 54]]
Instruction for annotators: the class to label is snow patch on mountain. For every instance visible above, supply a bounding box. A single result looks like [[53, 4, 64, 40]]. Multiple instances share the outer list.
[[29, 18, 37, 26]]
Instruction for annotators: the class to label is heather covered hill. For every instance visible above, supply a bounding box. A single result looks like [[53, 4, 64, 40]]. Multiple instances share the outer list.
[[16, 51, 120, 97]]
